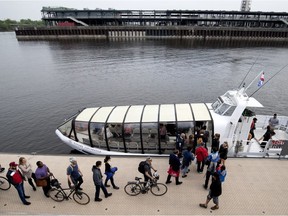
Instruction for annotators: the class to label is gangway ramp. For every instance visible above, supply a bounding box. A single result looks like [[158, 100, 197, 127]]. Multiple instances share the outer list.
[[67, 16, 89, 26]]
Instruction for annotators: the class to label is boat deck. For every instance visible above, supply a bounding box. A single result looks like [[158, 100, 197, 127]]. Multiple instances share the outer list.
[[0, 153, 288, 215]]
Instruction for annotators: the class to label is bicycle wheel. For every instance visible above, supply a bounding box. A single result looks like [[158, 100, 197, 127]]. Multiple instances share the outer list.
[[124, 183, 141, 196], [0, 176, 11, 190], [73, 191, 90, 205], [150, 183, 168, 196], [49, 188, 65, 202]]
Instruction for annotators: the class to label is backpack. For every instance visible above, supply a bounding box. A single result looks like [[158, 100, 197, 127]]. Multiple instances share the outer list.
[[138, 161, 146, 174]]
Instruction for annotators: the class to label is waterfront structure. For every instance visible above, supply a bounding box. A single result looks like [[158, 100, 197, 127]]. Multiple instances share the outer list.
[[15, 7, 288, 41]]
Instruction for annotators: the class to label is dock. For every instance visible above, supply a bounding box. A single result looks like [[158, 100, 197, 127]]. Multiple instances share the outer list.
[[0, 153, 287, 215]]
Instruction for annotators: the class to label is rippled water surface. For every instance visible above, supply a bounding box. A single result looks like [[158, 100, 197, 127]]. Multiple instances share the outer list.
[[0, 32, 287, 154]]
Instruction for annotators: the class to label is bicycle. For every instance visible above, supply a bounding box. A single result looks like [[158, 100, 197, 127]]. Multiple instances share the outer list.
[[48, 176, 90, 205], [0, 176, 11, 190], [124, 176, 168, 196]]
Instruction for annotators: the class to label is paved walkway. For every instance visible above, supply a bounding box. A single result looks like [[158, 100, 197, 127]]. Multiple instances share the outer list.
[[0, 153, 288, 215]]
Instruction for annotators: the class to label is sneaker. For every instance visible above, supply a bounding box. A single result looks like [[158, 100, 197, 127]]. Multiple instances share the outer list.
[[33, 187, 36, 191], [199, 203, 207, 208], [165, 180, 172, 184], [25, 196, 30, 199], [182, 175, 187, 178], [203, 184, 208, 190], [113, 186, 119, 190], [105, 193, 112, 198], [105, 184, 110, 187], [176, 182, 182, 185], [95, 198, 102, 202], [24, 202, 31, 205]]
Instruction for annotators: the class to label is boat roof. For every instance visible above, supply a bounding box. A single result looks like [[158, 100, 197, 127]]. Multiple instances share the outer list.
[[75, 103, 211, 123]]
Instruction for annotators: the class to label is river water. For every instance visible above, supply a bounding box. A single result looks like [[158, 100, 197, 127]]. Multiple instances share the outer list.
[[0, 32, 287, 154]]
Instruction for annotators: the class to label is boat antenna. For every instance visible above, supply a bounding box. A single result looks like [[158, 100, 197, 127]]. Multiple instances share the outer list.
[[250, 63, 288, 97], [238, 55, 260, 89]]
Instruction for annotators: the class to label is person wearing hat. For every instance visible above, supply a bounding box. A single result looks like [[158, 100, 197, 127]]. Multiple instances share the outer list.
[[104, 156, 119, 189], [67, 157, 83, 192], [6, 162, 31, 205]]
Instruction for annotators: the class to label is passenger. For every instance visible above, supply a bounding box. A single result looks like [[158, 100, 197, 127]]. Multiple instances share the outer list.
[[199, 172, 222, 210], [269, 113, 279, 129], [186, 134, 194, 149], [176, 133, 185, 153], [101, 125, 113, 140], [124, 124, 133, 138], [159, 124, 167, 141], [35, 161, 52, 198], [181, 146, 195, 178], [92, 161, 112, 202], [248, 118, 257, 142], [104, 156, 119, 189], [258, 126, 275, 148], [67, 157, 83, 192], [201, 126, 210, 149], [203, 147, 220, 189], [218, 142, 229, 165], [211, 133, 220, 151], [166, 149, 182, 185], [18, 157, 36, 191], [195, 141, 208, 173], [6, 162, 31, 205]]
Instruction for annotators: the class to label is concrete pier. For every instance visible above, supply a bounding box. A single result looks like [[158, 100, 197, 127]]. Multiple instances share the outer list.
[[0, 153, 287, 215]]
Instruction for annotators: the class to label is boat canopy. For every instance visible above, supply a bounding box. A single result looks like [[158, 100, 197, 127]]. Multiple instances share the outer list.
[[75, 103, 212, 123]]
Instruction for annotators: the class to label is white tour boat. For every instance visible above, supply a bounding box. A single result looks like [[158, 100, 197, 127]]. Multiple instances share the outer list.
[[56, 83, 288, 158]]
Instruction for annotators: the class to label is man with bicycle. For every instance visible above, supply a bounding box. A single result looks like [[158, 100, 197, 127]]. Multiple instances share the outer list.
[[143, 157, 157, 184], [67, 157, 83, 192]]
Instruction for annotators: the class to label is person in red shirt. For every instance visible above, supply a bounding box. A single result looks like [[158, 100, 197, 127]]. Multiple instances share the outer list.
[[195, 141, 208, 173], [6, 162, 31, 205]]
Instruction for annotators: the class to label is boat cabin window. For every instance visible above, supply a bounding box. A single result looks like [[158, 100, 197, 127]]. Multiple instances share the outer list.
[[75, 121, 89, 145], [159, 122, 177, 154], [58, 118, 73, 137], [142, 123, 158, 154], [124, 123, 141, 153], [90, 123, 107, 150], [212, 99, 235, 116]]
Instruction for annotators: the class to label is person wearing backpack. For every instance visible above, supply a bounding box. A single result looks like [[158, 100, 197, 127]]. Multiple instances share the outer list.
[[138, 157, 157, 183], [6, 161, 31, 205]]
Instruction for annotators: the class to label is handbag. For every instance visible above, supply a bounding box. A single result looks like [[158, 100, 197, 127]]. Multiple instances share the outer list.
[[167, 166, 180, 177], [36, 179, 47, 187]]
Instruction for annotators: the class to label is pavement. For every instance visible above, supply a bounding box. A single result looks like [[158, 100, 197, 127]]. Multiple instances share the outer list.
[[0, 153, 288, 215]]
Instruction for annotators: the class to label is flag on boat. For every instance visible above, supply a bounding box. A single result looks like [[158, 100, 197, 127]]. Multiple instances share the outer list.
[[257, 72, 265, 87]]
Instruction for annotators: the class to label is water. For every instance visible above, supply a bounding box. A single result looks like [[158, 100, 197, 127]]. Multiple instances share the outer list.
[[1, 32, 288, 154]]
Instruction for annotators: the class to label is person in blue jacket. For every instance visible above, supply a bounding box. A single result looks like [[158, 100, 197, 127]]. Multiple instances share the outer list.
[[181, 146, 195, 178]]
